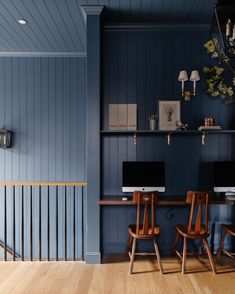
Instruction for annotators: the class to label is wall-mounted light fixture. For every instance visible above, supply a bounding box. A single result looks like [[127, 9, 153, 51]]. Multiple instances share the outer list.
[[0, 128, 12, 148], [178, 70, 200, 101]]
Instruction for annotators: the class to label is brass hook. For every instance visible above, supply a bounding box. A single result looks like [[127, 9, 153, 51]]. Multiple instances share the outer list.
[[167, 133, 171, 145], [133, 133, 137, 145], [200, 132, 206, 145]]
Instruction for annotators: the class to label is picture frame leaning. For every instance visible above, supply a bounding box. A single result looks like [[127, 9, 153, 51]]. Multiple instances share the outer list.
[[159, 101, 181, 130]]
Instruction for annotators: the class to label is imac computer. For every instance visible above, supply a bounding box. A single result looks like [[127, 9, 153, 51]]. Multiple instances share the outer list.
[[214, 161, 235, 196], [122, 161, 165, 192]]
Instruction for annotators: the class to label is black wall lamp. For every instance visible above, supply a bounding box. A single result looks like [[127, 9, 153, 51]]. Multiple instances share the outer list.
[[0, 128, 13, 148]]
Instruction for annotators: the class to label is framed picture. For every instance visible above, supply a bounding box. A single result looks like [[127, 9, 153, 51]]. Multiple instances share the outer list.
[[159, 101, 180, 130]]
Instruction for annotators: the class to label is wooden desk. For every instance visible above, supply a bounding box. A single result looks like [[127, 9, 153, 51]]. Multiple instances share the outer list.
[[98, 196, 234, 206]]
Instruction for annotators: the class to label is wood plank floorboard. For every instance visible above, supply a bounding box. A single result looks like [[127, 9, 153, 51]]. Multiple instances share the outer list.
[[0, 255, 235, 293]]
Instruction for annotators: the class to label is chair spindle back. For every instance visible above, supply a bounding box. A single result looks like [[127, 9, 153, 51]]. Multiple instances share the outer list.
[[186, 191, 211, 234], [133, 191, 158, 236]]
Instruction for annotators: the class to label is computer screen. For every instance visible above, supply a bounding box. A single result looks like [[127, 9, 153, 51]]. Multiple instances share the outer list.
[[214, 161, 235, 193], [122, 161, 165, 192]]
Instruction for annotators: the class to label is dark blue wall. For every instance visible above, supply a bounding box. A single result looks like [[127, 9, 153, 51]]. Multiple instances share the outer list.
[[0, 57, 86, 259], [101, 29, 235, 253]]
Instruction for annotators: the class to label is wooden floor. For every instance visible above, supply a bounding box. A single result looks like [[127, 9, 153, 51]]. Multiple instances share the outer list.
[[0, 255, 235, 293]]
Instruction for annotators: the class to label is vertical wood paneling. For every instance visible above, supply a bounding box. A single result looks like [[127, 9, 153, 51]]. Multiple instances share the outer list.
[[0, 56, 86, 259], [102, 30, 235, 254]]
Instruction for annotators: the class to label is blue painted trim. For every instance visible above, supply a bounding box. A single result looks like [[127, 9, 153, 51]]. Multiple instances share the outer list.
[[81, 5, 105, 23], [84, 252, 101, 264], [104, 23, 210, 32], [85, 6, 104, 264]]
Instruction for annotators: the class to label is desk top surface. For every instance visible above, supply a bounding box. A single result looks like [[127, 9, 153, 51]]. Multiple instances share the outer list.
[[98, 196, 234, 206]]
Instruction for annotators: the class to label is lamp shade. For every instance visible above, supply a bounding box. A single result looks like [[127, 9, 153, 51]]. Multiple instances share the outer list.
[[190, 70, 200, 81], [178, 70, 188, 81]]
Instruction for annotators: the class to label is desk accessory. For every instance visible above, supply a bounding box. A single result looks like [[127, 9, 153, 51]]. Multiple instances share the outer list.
[[176, 121, 188, 131], [159, 101, 180, 130], [204, 117, 215, 126], [148, 114, 158, 131]]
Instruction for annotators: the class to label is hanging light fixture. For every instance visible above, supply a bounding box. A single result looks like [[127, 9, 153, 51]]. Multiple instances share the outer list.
[[210, 0, 235, 60]]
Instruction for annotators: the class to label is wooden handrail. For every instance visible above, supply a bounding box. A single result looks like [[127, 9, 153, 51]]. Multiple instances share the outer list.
[[0, 182, 87, 186]]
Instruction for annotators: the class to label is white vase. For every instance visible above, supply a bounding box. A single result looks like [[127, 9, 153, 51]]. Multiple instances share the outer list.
[[149, 119, 157, 131]]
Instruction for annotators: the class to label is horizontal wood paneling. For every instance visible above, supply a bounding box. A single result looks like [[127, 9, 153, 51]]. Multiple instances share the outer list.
[[102, 30, 235, 254], [0, 57, 86, 259]]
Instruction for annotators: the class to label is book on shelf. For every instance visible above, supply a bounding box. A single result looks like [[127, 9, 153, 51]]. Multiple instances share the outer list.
[[127, 104, 137, 130], [109, 104, 119, 130], [198, 126, 221, 131], [109, 104, 137, 130]]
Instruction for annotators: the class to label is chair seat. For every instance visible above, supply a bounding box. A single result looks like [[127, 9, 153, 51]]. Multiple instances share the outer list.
[[222, 224, 235, 236], [128, 224, 160, 239], [176, 224, 209, 238]]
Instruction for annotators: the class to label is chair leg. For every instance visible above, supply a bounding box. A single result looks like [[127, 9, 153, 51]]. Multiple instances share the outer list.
[[127, 235, 133, 260], [182, 237, 187, 274], [153, 237, 164, 274], [127, 235, 133, 256], [173, 232, 180, 253], [204, 238, 216, 274], [217, 228, 227, 257], [129, 237, 136, 274]]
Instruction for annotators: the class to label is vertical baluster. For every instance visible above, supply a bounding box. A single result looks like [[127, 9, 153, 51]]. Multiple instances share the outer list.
[[64, 186, 67, 261], [81, 186, 84, 261], [47, 186, 50, 261], [12, 186, 15, 261], [56, 186, 58, 261], [39, 186, 41, 261], [30, 185, 33, 261], [21, 186, 24, 261], [73, 186, 76, 261], [4, 186, 7, 261]]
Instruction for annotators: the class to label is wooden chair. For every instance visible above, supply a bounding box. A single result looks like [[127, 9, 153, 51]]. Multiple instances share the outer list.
[[173, 191, 216, 274], [217, 224, 235, 259], [128, 191, 163, 274]]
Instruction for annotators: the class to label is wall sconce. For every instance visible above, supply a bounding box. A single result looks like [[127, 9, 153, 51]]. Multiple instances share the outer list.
[[178, 70, 200, 101], [0, 128, 12, 148]]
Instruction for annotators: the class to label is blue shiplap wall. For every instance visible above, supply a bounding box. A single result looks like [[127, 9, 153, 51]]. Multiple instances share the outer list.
[[0, 57, 86, 259], [102, 30, 235, 254]]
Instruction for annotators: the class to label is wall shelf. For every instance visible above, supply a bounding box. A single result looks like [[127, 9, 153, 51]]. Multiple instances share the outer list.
[[100, 130, 235, 135]]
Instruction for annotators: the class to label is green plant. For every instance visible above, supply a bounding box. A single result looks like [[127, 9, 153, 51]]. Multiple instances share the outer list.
[[203, 40, 235, 104]]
